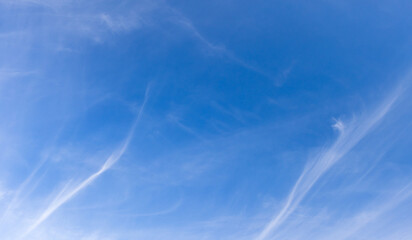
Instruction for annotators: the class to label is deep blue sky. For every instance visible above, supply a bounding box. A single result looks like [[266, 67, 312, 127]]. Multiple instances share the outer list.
[[1, 0, 412, 239]]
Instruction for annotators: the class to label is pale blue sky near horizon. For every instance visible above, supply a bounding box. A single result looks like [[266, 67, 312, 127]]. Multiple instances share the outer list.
[[1, 0, 412, 239]]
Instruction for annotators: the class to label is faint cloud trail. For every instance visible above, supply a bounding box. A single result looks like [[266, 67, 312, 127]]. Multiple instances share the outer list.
[[255, 79, 409, 240], [326, 183, 412, 240], [23, 85, 151, 236], [0, 157, 47, 225], [168, 7, 275, 80]]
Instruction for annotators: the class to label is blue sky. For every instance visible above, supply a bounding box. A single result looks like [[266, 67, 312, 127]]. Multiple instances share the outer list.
[[1, 0, 412, 239]]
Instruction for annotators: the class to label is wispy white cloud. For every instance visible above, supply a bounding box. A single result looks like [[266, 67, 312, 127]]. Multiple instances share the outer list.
[[0, 0, 158, 48], [0, 69, 35, 80], [319, 183, 412, 240], [0, 156, 47, 226], [254, 183, 412, 240], [332, 118, 345, 133], [167, 7, 275, 81], [255, 78, 410, 240], [167, 113, 206, 140], [99, 13, 143, 33], [101, 198, 182, 218], [23, 85, 151, 236]]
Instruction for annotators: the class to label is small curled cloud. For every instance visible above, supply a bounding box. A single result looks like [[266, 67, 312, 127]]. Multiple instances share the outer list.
[[332, 118, 345, 133]]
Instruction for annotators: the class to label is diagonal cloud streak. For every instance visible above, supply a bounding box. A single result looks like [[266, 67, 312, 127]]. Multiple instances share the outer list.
[[24, 85, 151, 236], [168, 7, 275, 81], [326, 183, 412, 240], [255, 79, 410, 240]]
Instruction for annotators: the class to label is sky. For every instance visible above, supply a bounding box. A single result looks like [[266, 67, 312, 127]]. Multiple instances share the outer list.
[[1, 0, 412, 239]]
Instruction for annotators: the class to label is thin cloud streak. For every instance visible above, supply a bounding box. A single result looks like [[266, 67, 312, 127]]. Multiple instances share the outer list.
[[324, 184, 412, 240], [0, 157, 47, 225], [168, 7, 275, 80], [255, 79, 409, 240], [24, 85, 151, 236]]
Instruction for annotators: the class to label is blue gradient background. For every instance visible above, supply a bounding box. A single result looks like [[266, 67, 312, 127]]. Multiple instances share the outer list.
[[0, 1, 412, 239]]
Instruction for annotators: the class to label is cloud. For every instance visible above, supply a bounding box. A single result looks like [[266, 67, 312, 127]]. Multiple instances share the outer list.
[[332, 118, 345, 134], [319, 184, 412, 240], [255, 77, 410, 240], [167, 7, 275, 80], [0, 0, 158, 47], [99, 13, 142, 33], [23, 84, 151, 236], [0, 69, 35, 81], [274, 182, 412, 240]]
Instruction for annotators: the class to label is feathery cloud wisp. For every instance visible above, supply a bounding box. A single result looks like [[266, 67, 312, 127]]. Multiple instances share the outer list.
[[255, 79, 409, 240], [24, 85, 151, 236]]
